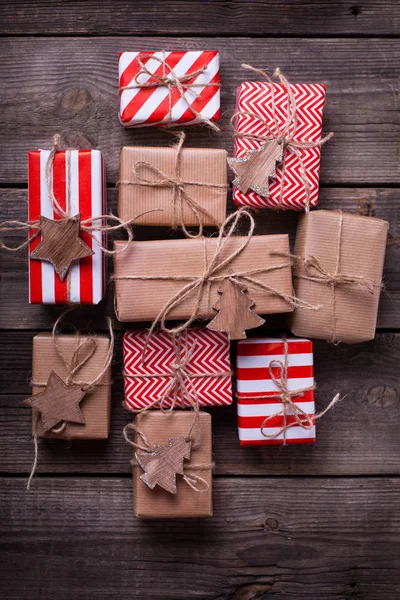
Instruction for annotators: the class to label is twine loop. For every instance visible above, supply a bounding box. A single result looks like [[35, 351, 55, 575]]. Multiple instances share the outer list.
[[119, 52, 220, 131], [231, 64, 333, 211]]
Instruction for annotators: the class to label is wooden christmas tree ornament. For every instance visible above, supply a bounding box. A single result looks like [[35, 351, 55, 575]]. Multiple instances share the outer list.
[[207, 277, 265, 340], [227, 139, 283, 197], [135, 436, 192, 494]]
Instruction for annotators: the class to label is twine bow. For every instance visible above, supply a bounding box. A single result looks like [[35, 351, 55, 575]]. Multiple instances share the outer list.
[[114, 208, 320, 339], [231, 64, 333, 211], [119, 52, 220, 131], [117, 131, 228, 238]]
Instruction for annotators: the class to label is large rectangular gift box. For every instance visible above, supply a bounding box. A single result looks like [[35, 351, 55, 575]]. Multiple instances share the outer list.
[[291, 210, 389, 343], [124, 329, 232, 410], [236, 337, 315, 446], [113, 234, 293, 322], [30, 333, 112, 439], [118, 145, 227, 228], [232, 81, 326, 210], [28, 149, 106, 304], [119, 51, 220, 128], [132, 411, 213, 518]]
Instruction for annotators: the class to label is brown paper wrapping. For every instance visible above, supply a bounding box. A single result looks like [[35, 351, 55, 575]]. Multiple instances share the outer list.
[[291, 210, 388, 343], [32, 333, 112, 439], [113, 234, 293, 322], [119, 146, 228, 227], [133, 411, 212, 518]]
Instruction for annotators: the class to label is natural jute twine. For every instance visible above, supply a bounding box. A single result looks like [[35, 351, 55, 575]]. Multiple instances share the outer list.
[[27, 307, 114, 490], [113, 208, 320, 342], [116, 131, 228, 238], [240, 335, 341, 445], [119, 52, 220, 132], [231, 64, 333, 211]]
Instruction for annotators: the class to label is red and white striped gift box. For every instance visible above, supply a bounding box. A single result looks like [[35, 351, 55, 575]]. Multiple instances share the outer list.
[[118, 51, 220, 128], [236, 337, 315, 446], [233, 82, 326, 210], [28, 149, 106, 304], [124, 329, 232, 409]]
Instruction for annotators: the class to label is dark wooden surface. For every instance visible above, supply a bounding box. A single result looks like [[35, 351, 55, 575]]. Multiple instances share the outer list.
[[1, 2, 399, 599]]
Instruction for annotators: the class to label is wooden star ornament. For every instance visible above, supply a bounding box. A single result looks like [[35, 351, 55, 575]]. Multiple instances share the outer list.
[[135, 437, 192, 494], [23, 371, 86, 432], [228, 139, 284, 197], [30, 214, 94, 281]]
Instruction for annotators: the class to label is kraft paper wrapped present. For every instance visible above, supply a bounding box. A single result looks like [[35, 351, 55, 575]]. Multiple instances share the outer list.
[[131, 411, 213, 518], [118, 51, 220, 128], [29, 333, 112, 439], [236, 337, 315, 446], [28, 148, 106, 304], [123, 329, 232, 409], [118, 144, 227, 230], [113, 234, 294, 322], [291, 210, 389, 343], [231, 78, 327, 210]]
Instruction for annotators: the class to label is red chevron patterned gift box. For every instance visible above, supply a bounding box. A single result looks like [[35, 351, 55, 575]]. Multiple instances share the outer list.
[[231, 80, 327, 210], [123, 329, 232, 410], [118, 51, 220, 128], [236, 337, 315, 446], [28, 149, 106, 304]]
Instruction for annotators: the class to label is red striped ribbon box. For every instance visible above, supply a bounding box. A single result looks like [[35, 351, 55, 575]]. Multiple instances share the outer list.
[[124, 329, 232, 410], [28, 149, 106, 304], [118, 51, 220, 128], [236, 337, 315, 446], [232, 82, 326, 210]]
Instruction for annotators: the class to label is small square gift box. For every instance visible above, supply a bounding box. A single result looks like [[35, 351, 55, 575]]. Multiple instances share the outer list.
[[236, 337, 316, 446], [25, 332, 112, 440], [125, 411, 213, 518], [123, 329, 232, 410], [229, 65, 330, 211], [118, 51, 220, 130], [28, 142, 106, 304], [118, 133, 228, 235], [291, 210, 389, 343]]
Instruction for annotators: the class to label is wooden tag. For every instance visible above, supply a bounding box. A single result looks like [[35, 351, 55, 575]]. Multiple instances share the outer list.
[[207, 277, 266, 340], [30, 214, 94, 281], [228, 140, 283, 197], [136, 437, 192, 494], [23, 371, 86, 432]]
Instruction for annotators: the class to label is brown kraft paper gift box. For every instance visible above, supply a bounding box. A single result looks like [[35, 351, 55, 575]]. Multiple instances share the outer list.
[[113, 234, 293, 322], [132, 411, 212, 519], [118, 146, 227, 227], [291, 210, 389, 344], [31, 333, 112, 439]]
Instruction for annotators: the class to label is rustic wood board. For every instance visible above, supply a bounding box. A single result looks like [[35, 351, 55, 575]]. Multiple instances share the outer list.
[[1, 477, 400, 600]]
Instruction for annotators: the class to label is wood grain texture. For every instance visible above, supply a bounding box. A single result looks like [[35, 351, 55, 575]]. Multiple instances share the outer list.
[[1, 477, 399, 600], [1, 187, 398, 329], [1, 1, 399, 36], [1, 333, 399, 476], [0, 38, 399, 185]]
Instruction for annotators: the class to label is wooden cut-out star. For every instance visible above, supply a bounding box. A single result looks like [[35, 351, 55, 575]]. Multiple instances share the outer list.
[[136, 437, 192, 494], [23, 371, 86, 432], [228, 139, 284, 197], [30, 214, 94, 281]]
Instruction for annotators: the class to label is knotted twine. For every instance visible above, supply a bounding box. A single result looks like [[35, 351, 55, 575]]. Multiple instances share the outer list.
[[231, 64, 333, 211], [113, 207, 320, 344], [119, 52, 220, 132], [27, 308, 114, 490], [241, 335, 341, 445], [116, 131, 228, 238]]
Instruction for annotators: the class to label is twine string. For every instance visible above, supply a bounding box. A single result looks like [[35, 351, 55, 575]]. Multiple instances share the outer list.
[[116, 131, 228, 238], [231, 64, 333, 211], [119, 52, 220, 132]]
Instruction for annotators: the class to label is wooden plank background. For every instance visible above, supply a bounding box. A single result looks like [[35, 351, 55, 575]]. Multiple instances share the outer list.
[[0, 2, 399, 598]]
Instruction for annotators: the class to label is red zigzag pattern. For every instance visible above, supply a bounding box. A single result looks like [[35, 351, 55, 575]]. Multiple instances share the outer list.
[[233, 82, 326, 210], [124, 329, 232, 409]]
